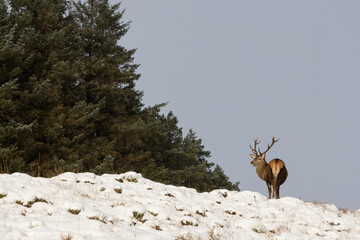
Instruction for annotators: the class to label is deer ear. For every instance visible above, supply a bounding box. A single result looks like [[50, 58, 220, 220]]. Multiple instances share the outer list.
[[250, 154, 256, 159], [261, 153, 266, 159]]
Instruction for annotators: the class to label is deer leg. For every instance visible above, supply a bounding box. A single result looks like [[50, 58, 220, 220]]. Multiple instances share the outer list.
[[276, 185, 280, 199], [273, 177, 279, 199], [272, 184, 275, 198], [266, 182, 272, 199], [272, 184, 279, 199]]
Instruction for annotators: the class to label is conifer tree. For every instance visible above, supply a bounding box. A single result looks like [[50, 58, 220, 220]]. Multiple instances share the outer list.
[[210, 165, 240, 191], [0, 0, 68, 175], [0, 0, 240, 192], [70, 0, 144, 173]]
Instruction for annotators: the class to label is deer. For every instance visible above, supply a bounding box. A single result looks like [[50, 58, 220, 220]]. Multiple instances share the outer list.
[[249, 137, 287, 199]]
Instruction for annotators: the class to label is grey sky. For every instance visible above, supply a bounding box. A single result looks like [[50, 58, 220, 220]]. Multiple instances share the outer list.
[[116, 0, 360, 210]]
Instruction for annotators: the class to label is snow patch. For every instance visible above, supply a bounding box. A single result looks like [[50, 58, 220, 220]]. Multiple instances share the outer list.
[[0, 172, 359, 239]]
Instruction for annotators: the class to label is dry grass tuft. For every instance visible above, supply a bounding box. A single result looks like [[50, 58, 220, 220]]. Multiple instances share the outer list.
[[225, 210, 236, 215], [15, 197, 49, 208], [60, 234, 73, 240], [180, 220, 198, 226], [175, 233, 200, 240], [126, 176, 138, 183], [133, 211, 147, 223], [115, 178, 124, 183], [252, 227, 266, 234], [114, 188, 122, 194], [67, 209, 81, 215], [270, 224, 290, 235], [88, 215, 107, 224], [165, 192, 175, 198], [195, 210, 207, 217], [153, 225, 162, 231], [208, 227, 222, 240]]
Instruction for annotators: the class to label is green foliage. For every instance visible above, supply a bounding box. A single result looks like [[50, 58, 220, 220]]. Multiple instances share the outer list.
[[0, 0, 239, 192], [210, 165, 240, 191]]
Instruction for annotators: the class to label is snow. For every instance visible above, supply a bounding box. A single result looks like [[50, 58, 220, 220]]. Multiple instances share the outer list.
[[0, 172, 359, 240]]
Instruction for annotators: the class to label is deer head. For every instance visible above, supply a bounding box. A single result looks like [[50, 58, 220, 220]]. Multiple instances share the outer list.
[[249, 137, 279, 167]]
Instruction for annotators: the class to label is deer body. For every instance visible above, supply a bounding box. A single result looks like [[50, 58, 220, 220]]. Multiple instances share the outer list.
[[250, 138, 288, 199]]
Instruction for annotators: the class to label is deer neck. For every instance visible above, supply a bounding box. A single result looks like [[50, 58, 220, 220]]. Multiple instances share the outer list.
[[255, 161, 269, 181]]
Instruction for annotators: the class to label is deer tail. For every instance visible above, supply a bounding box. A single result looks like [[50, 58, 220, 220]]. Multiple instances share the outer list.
[[269, 159, 284, 178]]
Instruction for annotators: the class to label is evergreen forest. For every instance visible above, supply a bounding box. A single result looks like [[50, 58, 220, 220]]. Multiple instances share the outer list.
[[0, 0, 239, 192]]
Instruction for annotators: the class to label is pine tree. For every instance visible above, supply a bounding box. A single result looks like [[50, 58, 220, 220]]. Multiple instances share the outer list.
[[0, 0, 81, 175], [210, 165, 240, 191], [69, 0, 144, 172], [0, 0, 240, 192]]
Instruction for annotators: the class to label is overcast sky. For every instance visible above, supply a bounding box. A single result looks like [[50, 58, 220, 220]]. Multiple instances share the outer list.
[[115, 0, 360, 210]]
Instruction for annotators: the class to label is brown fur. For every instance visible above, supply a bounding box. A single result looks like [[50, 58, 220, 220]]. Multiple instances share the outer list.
[[269, 159, 284, 177], [260, 159, 287, 199], [250, 138, 288, 199]]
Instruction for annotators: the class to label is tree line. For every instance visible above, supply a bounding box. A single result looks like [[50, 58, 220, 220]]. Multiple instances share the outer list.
[[0, 0, 239, 192]]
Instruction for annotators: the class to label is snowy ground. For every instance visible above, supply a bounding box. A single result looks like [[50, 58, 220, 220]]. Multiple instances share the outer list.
[[0, 172, 359, 240]]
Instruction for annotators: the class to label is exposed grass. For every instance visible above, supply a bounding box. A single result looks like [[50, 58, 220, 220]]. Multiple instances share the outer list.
[[81, 193, 90, 198], [311, 200, 352, 216], [225, 210, 236, 215], [27, 197, 49, 207], [271, 224, 290, 234], [252, 227, 266, 234], [175, 233, 201, 240], [29, 221, 39, 229], [0, 193, 7, 198], [153, 225, 162, 231], [88, 216, 107, 224], [109, 218, 119, 225], [165, 192, 175, 198], [340, 208, 351, 214], [21, 210, 27, 216], [176, 230, 221, 240], [328, 221, 340, 226], [60, 233, 73, 240], [181, 220, 198, 226], [76, 180, 94, 184], [133, 211, 147, 223], [67, 209, 81, 215], [115, 178, 124, 183], [116, 176, 138, 183], [15, 197, 49, 208], [126, 177, 138, 183], [148, 211, 158, 217], [114, 188, 122, 194], [196, 210, 207, 217], [208, 227, 222, 240]]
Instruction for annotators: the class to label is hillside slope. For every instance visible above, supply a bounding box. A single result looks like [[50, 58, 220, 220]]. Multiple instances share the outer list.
[[0, 172, 359, 240]]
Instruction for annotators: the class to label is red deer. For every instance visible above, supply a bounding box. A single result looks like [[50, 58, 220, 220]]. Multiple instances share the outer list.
[[249, 137, 287, 199]]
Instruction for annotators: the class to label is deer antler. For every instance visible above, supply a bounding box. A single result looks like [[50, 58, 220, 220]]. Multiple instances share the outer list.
[[259, 137, 280, 155], [249, 139, 261, 156]]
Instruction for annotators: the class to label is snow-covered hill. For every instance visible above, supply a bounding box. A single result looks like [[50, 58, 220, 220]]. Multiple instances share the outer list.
[[0, 172, 359, 240]]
